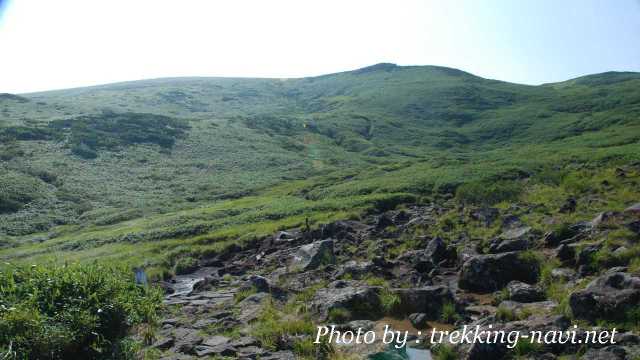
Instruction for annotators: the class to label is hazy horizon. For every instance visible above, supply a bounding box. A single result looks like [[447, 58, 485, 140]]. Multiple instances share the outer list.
[[1, 0, 639, 93]]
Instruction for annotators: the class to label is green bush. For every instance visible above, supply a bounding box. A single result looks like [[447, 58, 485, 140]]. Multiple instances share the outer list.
[[440, 302, 459, 324], [432, 344, 457, 360], [0, 170, 46, 214], [50, 111, 189, 158], [328, 308, 352, 323], [455, 180, 522, 206], [0, 263, 162, 359], [173, 256, 199, 275]]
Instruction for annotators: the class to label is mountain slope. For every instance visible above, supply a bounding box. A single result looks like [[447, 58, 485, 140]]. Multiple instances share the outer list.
[[0, 64, 639, 273]]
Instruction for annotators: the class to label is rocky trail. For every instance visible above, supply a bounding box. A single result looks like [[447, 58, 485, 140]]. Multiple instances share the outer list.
[[144, 200, 640, 360]]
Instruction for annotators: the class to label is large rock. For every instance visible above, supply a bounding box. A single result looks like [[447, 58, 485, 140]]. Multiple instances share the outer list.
[[488, 226, 536, 253], [570, 272, 640, 322], [425, 237, 447, 263], [291, 239, 335, 271], [393, 285, 454, 319], [311, 280, 381, 321], [506, 281, 545, 303], [627, 220, 640, 235], [459, 252, 540, 293], [624, 203, 640, 216]]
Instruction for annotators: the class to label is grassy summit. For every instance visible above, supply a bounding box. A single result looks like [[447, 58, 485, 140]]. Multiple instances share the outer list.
[[0, 64, 639, 276]]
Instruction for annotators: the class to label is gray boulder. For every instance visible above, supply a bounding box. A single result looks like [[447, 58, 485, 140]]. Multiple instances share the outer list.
[[570, 272, 640, 322], [311, 281, 381, 321], [488, 226, 536, 253], [459, 252, 540, 293], [291, 239, 335, 271], [624, 202, 640, 215], [425, 237, 447, 263], [506, 281, 545, 303], [393, 285, 454, 319]]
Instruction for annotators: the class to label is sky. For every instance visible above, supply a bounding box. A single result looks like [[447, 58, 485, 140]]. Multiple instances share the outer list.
[[0, 0, 639, 93]]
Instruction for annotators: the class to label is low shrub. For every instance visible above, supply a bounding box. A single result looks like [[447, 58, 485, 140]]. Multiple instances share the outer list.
[[0, 263, 162, 359], [432, 344, 457, 360], [328, 308, 352, 323], [440, 302, 460, 324], [455, 180, 522, 206], [173, 256, 199, 275]]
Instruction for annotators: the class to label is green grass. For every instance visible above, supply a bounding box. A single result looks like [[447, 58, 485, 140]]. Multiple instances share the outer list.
[[0, 262, 162, 359]]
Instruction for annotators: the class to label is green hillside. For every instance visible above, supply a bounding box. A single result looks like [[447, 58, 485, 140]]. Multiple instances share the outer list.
[[1, 64, 639, 275]]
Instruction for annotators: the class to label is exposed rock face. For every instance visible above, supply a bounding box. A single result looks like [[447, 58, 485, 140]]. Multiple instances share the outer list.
[[291, 239, 335, 271], [237, 293, 270, 323], [311, 281, 382, 321], [393, 285, 454, 319], [570, 272, 640, 322], [506, 281, 545, 303], [459, 252, 540, 293]]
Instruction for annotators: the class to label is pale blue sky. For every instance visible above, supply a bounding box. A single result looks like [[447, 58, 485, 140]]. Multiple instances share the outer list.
[[0, 0, 639, 93]]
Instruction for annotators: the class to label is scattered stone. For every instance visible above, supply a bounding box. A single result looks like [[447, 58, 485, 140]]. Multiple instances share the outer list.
[[237, 293, 271, 323], [194, 344, 237, 357], [152, 337, 174, 350], [172, 328, 203, 354], [202, 335, 230, 347]]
